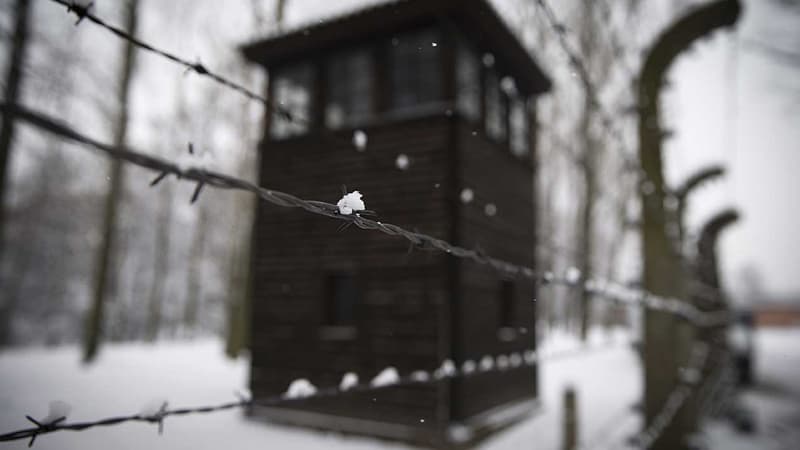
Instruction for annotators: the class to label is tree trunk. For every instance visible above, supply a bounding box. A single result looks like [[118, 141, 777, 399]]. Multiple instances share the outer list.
[[184, 207, 208, 335], [224, 0, 277, 357], [83, 0, 139, 362], [275, 0, 287, 30], [0, 0, 31, 263], [575, 0, 601, 341], [145, 185, 173, 342]]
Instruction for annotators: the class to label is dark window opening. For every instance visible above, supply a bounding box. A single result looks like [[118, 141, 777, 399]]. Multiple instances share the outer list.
[[326, 274, 359, 326], [326, 48, 374, 129], [510, 97, 529, 158], [485, 70, 508, 141], [390, 29, 442, 110], [271, 63, 314, 139], [498, 280, 515, 328], [456, 42, 480, 120]]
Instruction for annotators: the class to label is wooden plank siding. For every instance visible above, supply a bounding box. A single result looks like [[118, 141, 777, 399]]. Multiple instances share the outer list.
[[451, 119, 538, 421], [242, 1, 550, 444], [248, 110, 539, 440], [249, 114, 454, 431]]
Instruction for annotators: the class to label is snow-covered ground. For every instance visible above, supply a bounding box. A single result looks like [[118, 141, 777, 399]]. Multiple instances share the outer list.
[[0, 328, 797, 449], [705, 327, 800, 450]]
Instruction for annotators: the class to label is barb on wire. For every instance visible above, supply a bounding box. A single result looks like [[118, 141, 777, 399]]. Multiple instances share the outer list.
[[0, 398, 250, 446], [0, 101, 729, 328], [0, 340, 632, 445]]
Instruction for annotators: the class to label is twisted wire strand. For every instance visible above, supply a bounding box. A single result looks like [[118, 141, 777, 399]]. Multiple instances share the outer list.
[[0, 340, 631, 444], [50, 0, 263, 103], [46, 0, 320, 131], [534, 0, 639, 173], [1, 102, 729, 328]]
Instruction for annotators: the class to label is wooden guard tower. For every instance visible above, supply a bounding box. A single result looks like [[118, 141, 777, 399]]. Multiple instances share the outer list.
[[241, 0, 550, 446]]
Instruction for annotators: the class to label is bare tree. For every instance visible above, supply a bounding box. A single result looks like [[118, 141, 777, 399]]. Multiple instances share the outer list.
[[0, 0, 31, 262], [224, 0, 283, 357], [84, 0, 139, 362], [571, 0, 617, 340], [145, 181, 174, 342]]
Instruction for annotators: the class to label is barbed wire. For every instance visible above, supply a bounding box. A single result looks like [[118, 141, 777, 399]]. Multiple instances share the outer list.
[[0, 339, 631, 445], [533, 0, 640, 175], [45, 0, 318, 131], [1, 102, 729, 328], [1, 102, 728, 327], [51, 0, 261, 103], [4, 3, 736, 448], [49, 0, 696, 266]]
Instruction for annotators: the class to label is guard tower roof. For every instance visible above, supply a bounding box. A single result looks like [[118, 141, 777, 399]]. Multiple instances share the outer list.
[[241, 0, 551, 95]]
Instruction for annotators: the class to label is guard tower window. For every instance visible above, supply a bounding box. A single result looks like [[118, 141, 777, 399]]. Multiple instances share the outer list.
[[456, 43, 480, 121], [391, 29, 443, 110], [509, 97, 529, 158], [326, 274, 359, 326], [271, 63, 314, 139], [326, 48, 374, 129], [485, 70, 508, 141]]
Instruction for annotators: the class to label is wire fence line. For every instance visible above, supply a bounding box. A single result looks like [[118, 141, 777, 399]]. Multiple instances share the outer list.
[[47, 0, 708, 289], [10, 3, 732, 448], [0, 339, 633, 445], [1, 102, 728, 329], [46, 0, 317, 131], [51, 0, 262, 104], [534, 0, 640, 175]]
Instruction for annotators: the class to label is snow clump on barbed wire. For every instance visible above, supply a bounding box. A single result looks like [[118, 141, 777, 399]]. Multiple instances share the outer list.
[[337, 190, 366, 215]]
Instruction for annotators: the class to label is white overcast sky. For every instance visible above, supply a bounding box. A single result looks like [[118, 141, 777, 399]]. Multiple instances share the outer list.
[[665, 0, 800, 301]]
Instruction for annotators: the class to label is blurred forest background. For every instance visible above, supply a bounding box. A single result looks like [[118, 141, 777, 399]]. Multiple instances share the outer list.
[[0, 0, 796, 356]]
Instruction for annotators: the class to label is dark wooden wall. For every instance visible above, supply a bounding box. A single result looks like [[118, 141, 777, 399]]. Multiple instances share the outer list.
[[450, 119, 538, 420], [249, 114, 454, 429], [249, 109, 539, 438]]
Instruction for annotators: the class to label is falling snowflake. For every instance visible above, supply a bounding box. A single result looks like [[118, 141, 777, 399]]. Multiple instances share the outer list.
[[337, 190, 366, 215], [395, 154, 410, 170], [353, 130, 368, 151], [460, 188, 474, 204], [484, 203, 497, 216], [500, 76, 517, 95]]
